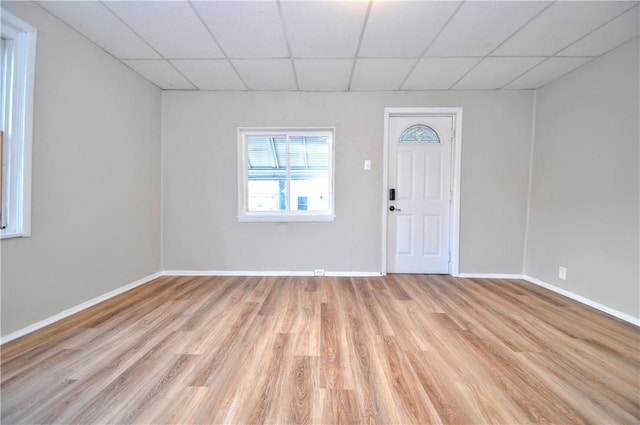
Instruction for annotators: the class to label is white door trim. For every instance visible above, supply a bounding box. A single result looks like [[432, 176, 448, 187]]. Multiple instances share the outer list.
[[381, 107, 463, 276]]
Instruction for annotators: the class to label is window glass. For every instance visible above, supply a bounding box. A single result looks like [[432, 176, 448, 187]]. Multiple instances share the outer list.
[[1, 36, 12, 229], [400, 125, 440, 143]]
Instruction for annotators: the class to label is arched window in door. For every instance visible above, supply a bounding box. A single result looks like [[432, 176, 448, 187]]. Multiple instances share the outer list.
[[400, 125, 440, 143]]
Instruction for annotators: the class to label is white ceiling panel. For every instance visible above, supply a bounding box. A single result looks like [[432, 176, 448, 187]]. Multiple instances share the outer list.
[[558, 5, 640, 57], [281, 1, 369, 58], [351, 59, 415, 91], [294, 59, 352, 91], [403, 58, 481, 90], [493, 1, 634, 56], [359, 1, 460, 58], [192, 1, 288, 58], [427, 1, 550, 57], [171, 60, 246, 91], [454, 57, 545, 90], [232, 59, 296, 90], [104, 1, 223, 59], [123, 60, 195, 90], [38, 1, 159, 59], [505, 57, 592, 89]]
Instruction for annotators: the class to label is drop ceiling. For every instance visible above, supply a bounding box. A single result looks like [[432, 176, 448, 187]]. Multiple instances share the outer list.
[[37, 0, 640, 91]]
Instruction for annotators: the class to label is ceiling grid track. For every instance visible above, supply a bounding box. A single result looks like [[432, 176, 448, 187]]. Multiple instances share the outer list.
[[33, 0, 640, 92], [449, 0, 556, 91], [277, 0, 300, 91], [347, 0, 374, 92], [101, 0, 197, 90], [399, 0, 465, 91], [187, 0, 250, 91]]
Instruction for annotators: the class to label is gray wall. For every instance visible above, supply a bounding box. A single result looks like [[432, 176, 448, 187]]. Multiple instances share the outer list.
[[0, 2, 162, 336], [526, 39, 639, 318], [162, 90, 534, 274]]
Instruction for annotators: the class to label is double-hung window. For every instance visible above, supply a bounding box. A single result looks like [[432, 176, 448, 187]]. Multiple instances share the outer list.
[[238, 128, 335, 222], [1, 11, 36, 238]]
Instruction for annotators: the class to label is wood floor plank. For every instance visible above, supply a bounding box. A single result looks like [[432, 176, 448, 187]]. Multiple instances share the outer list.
[[285, 355, 315, 424], [1, 275, 638, 424]]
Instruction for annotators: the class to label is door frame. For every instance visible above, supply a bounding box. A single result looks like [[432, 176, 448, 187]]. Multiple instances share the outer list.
[[381, 107, 463, 276]]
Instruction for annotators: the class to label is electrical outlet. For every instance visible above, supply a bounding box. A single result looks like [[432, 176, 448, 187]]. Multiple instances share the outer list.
[[314, 269, 325, 277], [558, 266, 567, 280]]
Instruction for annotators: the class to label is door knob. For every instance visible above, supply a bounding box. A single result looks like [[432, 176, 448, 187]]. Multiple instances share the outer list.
[[389, 206, 401, 211]]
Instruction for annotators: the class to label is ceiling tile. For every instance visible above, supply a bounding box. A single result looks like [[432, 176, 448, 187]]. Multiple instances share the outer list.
[[493, 1, 634, 56], [402, 58, 481, 90], [281, 1, 369, 58], [426, 1, 550, 57], [38, 1, 159, 59], [558, 5, 640, 57], [350, 59, 415, 91], [359, 1, 460, 58], [123, 60, 195, 90], [505, 57, 591, 89], [171, 60, 246, 91], [453, 57, 544, 90], [294, 59, 352, 91], [104, 1, 223, 59], [232, 59, 296, 90], [192, 1, 288, 58]]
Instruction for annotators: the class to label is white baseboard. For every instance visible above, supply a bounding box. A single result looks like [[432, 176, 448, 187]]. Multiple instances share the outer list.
[[163, 270, 311, 277], [162, 270, 382, 277], [326, 271, 383, 277], [457, 273, 526, 280], [523, 275, 640, 327], [445, 273, 638, 327], [0, 271, 163, 345], [4, 270, 636, 346]]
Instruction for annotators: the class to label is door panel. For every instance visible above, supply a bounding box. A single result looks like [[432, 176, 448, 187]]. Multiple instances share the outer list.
[[387, 115, 453, 274], [396, 151, 414, 200], [424, 151, 442, 200], [423, 214, 441, 255], [396, 214, 413, 255]]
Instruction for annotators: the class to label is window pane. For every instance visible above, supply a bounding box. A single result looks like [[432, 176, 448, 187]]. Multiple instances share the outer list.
[[1, 37, 14, 136], [247, 135, 287, 211], [1, 37, 13, 230], [247, 180, 286, 211], [400, 125, 440, 143], [289, 136, 329, 212]]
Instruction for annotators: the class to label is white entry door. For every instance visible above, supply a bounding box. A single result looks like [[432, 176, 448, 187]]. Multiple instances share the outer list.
[[386, 114, 454, 274]]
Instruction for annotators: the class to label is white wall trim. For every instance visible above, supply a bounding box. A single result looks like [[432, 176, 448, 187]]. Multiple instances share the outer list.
[[0, 271, 163, 345], [159, 91, 166, 272], [457, 273, 526, 280], [162, 270, 382, 277], [522, 90, 537, 274], [325, 271, 382, 277], [523, 275, 640, 327]]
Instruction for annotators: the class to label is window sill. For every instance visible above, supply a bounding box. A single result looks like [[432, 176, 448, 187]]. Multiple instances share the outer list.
[[1, 231, 30, 240], [238, 214, 335, 223]]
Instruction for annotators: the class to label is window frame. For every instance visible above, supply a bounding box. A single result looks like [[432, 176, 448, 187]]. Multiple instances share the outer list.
[[237, 127, 335, 222], [1, 11, 36, 239]]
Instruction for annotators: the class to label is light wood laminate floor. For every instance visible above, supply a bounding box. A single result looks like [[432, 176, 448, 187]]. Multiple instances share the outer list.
[[1, 275, 639, 424]]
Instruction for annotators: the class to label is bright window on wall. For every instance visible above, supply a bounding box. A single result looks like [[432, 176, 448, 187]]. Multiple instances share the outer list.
[[1, 11, 36, 239], [238, 128, 335, 222]]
